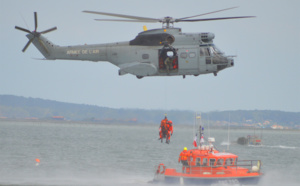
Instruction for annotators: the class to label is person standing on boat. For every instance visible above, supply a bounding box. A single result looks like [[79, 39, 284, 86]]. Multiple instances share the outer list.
[[178, 147, 189, 172]]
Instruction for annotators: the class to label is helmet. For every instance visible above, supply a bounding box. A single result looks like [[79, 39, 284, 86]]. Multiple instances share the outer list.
[[183, 147, 187, 151], [167, 51, 174, 57], [168, 120, 173, 124]]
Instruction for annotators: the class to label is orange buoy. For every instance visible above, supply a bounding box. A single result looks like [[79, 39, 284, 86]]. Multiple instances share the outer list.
[[35, 158, 40, 163]]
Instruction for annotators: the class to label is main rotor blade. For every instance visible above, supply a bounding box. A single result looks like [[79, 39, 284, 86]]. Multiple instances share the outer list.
[[83, 10, 159, 21], [22, 38, 33, 52], [177, 16, 255, 22], [178, 7, 239, 20], [15, 26, 31, 34], [34, 12, 38, 31], [40, 27, 57, 34], [94, 19, 157, 23]]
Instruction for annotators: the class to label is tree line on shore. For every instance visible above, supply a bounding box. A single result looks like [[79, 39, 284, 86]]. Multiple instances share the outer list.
[[0, 95, 299, 128]]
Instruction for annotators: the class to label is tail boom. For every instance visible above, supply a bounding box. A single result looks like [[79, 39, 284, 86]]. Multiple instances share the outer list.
[[31, 35, 108, 62]]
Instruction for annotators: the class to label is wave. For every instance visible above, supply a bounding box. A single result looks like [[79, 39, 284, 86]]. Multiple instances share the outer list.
[[268, 145, 297, 149], [220, 141, 230, 146], [249, 145, 297, 149]]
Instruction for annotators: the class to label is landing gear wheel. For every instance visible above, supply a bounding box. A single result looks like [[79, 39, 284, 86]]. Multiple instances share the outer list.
[[136, 76, 143, 79]]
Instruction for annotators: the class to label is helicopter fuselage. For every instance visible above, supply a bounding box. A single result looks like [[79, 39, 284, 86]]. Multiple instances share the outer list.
[[29, 27, 234, 78]]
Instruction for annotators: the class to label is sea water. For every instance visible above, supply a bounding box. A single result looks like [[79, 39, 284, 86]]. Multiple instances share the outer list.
[[0, 121, 299, 186]]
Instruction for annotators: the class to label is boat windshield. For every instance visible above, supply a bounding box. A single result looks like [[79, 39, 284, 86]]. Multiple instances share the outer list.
[[209, 159, 216, 166], [225, 158, 234, 165], [217, 159, 224, 166]]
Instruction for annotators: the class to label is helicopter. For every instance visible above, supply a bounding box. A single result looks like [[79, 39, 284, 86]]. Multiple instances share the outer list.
[[15, 7, 254, 79]]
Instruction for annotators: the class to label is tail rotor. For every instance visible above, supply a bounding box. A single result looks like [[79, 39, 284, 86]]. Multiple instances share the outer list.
[[15, 12, 57, 52]]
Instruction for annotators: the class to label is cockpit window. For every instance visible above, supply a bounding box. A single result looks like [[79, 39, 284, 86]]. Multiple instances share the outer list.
[[201, 44, 227, 64], [209, 47, 223, 57], [200, 44, 224, 57], [207, 48, 211, 56], [211, 45, 223, 55], [200, 48, 204, 56], [200, 48, 209, 56]]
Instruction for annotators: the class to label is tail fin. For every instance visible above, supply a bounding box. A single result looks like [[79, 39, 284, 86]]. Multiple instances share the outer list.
[[29, 34, 57, 59]]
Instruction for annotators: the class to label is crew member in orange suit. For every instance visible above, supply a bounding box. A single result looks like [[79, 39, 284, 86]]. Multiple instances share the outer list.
[[166, 120, 173, 144], [159, 116, 168, 142], [178, 147, 189, 172]]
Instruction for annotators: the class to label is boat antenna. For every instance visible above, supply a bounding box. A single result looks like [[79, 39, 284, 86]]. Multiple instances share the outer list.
[[208, 113, 210, 138], [227, 112, 231, 151], [196, 114, 221, 152], [197, 114, 204, 147], [194, 112, 196, 141]]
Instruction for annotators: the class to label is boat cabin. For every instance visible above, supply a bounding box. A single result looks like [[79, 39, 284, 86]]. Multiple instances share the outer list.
[[188, 149, 238, 168]]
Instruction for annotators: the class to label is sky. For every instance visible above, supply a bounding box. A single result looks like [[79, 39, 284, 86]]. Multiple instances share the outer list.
[[0, 0, 299, 113]]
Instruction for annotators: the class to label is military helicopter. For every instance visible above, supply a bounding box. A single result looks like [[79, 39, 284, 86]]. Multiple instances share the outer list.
[[15, 7, 254, 79]]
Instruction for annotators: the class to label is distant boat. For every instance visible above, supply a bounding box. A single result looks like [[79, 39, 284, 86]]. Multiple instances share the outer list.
[[237, 135, 262, 145], [153, 118, 263, 185], [237, 127, 263, 146]]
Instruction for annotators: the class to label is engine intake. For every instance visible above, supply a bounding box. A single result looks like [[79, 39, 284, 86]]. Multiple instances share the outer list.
[[200, 32, 215, 42]]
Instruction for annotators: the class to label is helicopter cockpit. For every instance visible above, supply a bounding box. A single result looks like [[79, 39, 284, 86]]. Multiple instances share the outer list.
[[200, 44, 229, 65]]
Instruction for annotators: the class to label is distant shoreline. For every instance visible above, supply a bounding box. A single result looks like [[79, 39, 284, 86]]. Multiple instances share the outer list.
[[1, 95, 299, 129]]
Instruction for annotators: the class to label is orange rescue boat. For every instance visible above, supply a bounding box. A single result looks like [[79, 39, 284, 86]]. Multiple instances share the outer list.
[[153, 125, 263, 185]]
